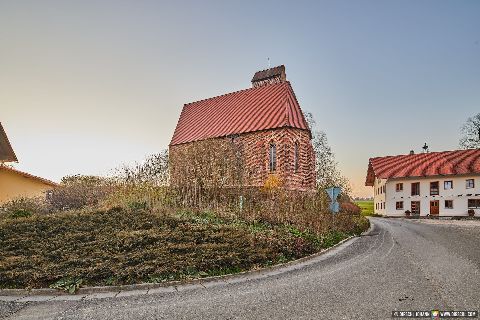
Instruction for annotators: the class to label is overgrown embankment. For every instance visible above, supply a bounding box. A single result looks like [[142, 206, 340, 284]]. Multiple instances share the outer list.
[[0, 207, 367, 290]]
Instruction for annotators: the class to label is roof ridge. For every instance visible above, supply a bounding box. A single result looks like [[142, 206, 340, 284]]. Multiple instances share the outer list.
[[184, 81, 290, 107], [369, 149, 477, 160], [281, 82, 289, 126]]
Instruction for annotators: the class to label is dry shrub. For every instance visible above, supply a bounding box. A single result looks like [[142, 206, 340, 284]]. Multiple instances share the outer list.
[[340, 202, 361, 215], [108, 183, 367, 237], [47, 175, 114, 211], [169, 138, 245, 207], [0, 197, 50, 219], [263, 174, 283, 190], [106, 141, 366, 237], [0, 175, 116, 219], [101, 183, 176, 211]]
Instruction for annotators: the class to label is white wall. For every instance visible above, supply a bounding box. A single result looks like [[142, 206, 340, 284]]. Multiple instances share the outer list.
[[373, 178, 387, 215], [377, 175, 480, 217]]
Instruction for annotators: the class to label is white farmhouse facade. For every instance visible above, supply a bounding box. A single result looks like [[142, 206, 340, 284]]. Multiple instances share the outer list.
[[366, 149, 480, 217]]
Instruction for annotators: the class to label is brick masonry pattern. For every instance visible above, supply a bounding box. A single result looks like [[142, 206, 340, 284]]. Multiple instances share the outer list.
[[170, 127, 316, 191]]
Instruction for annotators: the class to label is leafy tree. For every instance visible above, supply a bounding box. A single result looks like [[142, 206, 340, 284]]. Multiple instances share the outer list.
[[459, 113, 480, 149], [304, 113, 352, 197]]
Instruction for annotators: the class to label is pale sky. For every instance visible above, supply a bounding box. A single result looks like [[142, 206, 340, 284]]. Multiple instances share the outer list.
[[1, 0, 479, 197]]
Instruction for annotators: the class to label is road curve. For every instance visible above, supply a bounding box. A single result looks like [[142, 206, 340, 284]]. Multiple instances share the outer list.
[[1, 218, 479, 320]]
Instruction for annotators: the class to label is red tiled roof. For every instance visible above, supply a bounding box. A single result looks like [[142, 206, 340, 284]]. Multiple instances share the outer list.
[[170, 81, 310, 146], [365, 149, 480, 186], [0, 165, 58, 186]]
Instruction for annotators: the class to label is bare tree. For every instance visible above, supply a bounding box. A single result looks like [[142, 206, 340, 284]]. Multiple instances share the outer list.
[[167, 138, 246, 207], [459, 113, 480, 149], [169, 138, 245, 189], [304, 113, 352, 196], [117, 150, 169, 186]]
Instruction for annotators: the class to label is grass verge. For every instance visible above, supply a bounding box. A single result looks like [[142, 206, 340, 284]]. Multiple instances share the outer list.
[[0, 208, 368, 291]]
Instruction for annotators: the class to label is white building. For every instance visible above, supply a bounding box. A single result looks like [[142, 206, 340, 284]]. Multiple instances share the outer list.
[[365, 149, 480, 217]]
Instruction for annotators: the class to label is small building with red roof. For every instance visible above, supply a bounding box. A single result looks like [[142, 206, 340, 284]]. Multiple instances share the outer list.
[[365, 149, 480, 217], [169, 66, 316, 190]]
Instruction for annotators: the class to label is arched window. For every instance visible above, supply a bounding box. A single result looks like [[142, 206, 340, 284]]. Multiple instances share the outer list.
[[294, 142, 299, 173], [269, 143, 276, 172]]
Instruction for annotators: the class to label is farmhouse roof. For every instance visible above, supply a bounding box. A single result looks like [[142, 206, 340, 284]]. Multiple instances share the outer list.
[[365, 149, 480, 186], [0, 122, 18, 163], [0, 165, 58, 186], [170, 81, 310, 146]]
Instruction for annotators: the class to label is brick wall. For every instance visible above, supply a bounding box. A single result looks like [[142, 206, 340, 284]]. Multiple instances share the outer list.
[[169, 127, 316, 191]]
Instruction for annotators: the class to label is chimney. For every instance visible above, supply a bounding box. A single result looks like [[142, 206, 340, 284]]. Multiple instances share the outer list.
[[409, 150, 415, 155], [251, 65, 286, 88]]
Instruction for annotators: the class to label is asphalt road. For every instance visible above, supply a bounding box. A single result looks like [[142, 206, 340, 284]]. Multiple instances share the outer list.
[[2, 218, 479, 320]]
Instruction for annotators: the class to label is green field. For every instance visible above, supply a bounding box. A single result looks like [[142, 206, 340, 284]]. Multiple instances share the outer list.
[[355, 200, 374, 216]]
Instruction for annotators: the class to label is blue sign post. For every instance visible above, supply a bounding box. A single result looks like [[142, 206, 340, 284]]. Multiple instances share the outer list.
[[326, 187, 341, 214]]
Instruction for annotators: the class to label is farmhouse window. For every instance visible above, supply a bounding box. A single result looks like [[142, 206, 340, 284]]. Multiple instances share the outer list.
[[468, 199, 480, 208], [444, 181, 453, 190], [396, 201, 404, 210], [430, 181, 439, 196], [411, 201, 420, 214], [411, 182, 420, 196], [396, 183, 403, 192], [294, 142, 299, 172], [466, 179, 475, 189], [269, 143, 277, 172], [444, 200, 453, 209]]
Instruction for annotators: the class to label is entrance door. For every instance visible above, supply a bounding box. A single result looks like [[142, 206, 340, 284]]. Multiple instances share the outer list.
[[430, 200, 439, 215], [411, 201, 421, 215]]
